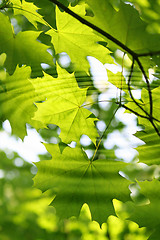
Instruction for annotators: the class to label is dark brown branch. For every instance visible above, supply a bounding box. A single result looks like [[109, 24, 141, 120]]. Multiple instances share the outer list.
[[119, 104, 149, 119], [150, 119, 160, 136], [135, 57, 153, 117], [127, 59, 151, 117]]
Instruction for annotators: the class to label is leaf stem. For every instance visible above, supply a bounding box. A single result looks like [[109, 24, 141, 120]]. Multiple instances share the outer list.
[[91, 106, 119, 162]]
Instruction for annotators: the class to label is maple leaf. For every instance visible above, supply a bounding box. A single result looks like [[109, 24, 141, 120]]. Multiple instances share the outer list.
[[0, 0, 160, 232], [0, 12, 53, 74], [11, 0, 46, 28], [33, 143, 131, 224], [0, 65, 43, 139], [85, 0, 160, 54], [33, 65, 99, 144], [135, 128, 160, 165], [116, 179, 160, 240], [47, 4, 113, 72]]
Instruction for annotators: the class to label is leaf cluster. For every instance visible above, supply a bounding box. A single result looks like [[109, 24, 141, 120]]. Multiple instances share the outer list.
[[0, 0, 160, 239]]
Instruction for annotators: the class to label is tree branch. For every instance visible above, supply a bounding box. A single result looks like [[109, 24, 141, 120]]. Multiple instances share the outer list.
[[49, 0, 158, 136], [127, 59, 151, 117], [50, 1, 153, 115], [135, 56, 153, 117], [49, 0, 137, 57]]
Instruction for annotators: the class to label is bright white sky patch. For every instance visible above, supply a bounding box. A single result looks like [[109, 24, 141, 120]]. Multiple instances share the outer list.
[[149, 68, 155, 82], [59, 52, 71, 68], [1, 120, 47, 163], [0, 169, 5, 179], [131, 89, 142, 99], [115, 148, 137, 162], [88, 56, 108, 91], [103, 108, 144, 162], [80, 135, 92, 146], [96, 121, 106, 132], [85, 149, 93, 159], [105, 63, 121, 74], [41, 63, 50, 69], [88, 57, 144, 162]]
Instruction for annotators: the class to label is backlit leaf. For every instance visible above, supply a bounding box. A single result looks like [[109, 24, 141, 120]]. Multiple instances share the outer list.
[[0, 65, 43, 139], [0, 12, 53, 74], [33, 66, 98, 144], [11, 0, 46, 28], [85, 0, 160, 54], [47, 4, 113, 72], [34, 143, 131, 224], [116, 179, 160, 239], [135, 129, 160, 165]]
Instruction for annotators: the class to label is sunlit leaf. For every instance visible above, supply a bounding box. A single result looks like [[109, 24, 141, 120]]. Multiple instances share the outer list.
[[11, 0, 46, 28], [85, 0, 160, 54], [33, 65, 98, 144], [116, 179, 160, 240], [0, 12, 53, 74], [135, 129, 160, 165], [34, 143, 131, 224], [47, 4, 113, 72], [0, 65, 43, 139]]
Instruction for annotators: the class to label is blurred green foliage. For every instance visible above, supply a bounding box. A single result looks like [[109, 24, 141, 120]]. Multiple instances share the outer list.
[[0, 140, 149, 240]]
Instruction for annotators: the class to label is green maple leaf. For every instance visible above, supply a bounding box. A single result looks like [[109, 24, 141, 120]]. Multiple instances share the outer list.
[[117, 179, 160, 240], [33, 143, 131, 224], [135, 129, 160, 165], [85, 0, 115, 33], [11, 0, 46, 28], [47, 4, 113, 72], [85, 0, 160, 54], [33, 65, 98, 144], [0, 65, 43, 139], [0, 12, 53, 74]]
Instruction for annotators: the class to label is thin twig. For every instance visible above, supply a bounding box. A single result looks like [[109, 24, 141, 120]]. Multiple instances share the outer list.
[[119, 104, 149, 119], [91, 106, 120, 162], [127, 59, 150, 117], [121, 104, 160, 135], [119, 53, 125, 104], [135, 57, 153, 117]]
